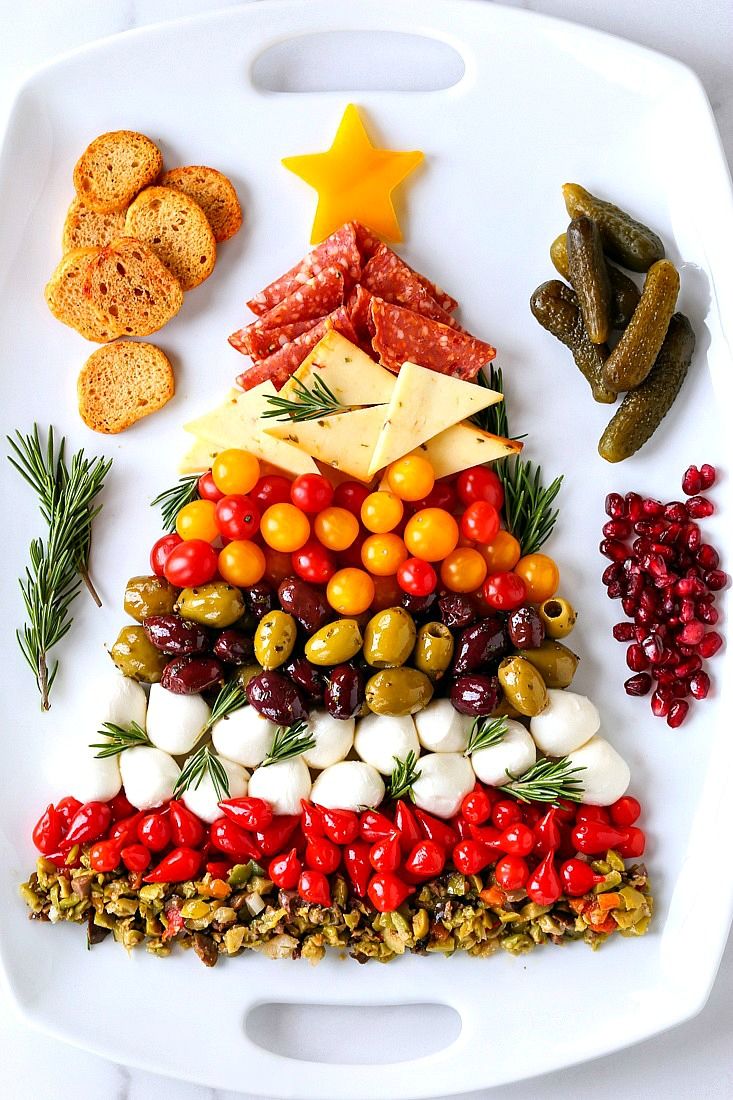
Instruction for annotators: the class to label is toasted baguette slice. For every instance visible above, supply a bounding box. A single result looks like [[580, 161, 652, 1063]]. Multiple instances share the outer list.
[[160, 166, 242, 242], [124, 186, 216, 290], [45, 248, 121, 342], [73, 131, 163, 213], [78, 341, 174, 433], [84, 237, 183, 337], [62, 196, 127, 251]]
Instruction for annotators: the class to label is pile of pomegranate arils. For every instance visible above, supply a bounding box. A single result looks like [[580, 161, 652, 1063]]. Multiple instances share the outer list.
[[601, 463, 726, 728]]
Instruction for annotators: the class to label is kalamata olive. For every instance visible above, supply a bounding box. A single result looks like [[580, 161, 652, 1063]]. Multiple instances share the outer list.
[[324, 664, 366, 720], [244, 582, 276, 621], [452, 616, 509, 675], [401, 591, 439, 619], [246, 670, 308, 725], [450, 674, 500, 716], [143, 614, 209, 656], [213, 629, 255, 665], [283, 656, 326, 701], [278, 576, 333, 634], [161, 655, 225, 695], [507, 606, 545, 650], [439, 593, 478, 629]]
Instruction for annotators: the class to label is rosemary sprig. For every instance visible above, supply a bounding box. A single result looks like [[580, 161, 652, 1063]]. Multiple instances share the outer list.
[[503, 756, 585, 806], [261, 375, 347, 422], [173, 744, 230, 801], [91, 721, 151, 758], [261, 720, 315, 767], [464, 716, 507, 756], [151, 474, 199, 533], [202, 678, 248, 734], [387, 751, 422, 801]]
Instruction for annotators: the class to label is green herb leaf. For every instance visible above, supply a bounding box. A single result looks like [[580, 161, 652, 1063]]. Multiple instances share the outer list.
[[261, 375, 348, 422], [503, 756, 585, 806], [261, 720, 315, 767], [173, 744, 230, 801], [387, 751, 422, 802], [464, 716, 507, 756], [91, 721, 151, 758], [202, 678, 248, 735], [150, 474, 200, 533]]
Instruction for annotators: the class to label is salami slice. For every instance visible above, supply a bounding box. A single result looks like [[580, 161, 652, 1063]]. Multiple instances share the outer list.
[[247, 223, 361, 315], [236, 307, 359, 392], [370, 298, 495, 380], [249, 266, 348, 332], [352, 220, 382, 262], [229, 319, 321, 359], [362, 244, 461, 328], [347, 285, 375, 340]]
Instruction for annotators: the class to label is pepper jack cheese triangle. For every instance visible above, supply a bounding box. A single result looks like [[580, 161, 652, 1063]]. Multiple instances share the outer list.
[[265, 404, 388, 482], [280, 331, 396, 406], [179, 436, 222, 474], [367, 361, 502, 476], [418, 422, 522, 477]]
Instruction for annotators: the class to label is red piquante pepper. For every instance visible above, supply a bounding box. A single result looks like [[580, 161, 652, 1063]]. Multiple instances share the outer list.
[[526, 852, 562, 906], [404, 840, 445, 879], [298, 869, 331, 906], [460, 788, 493, 825], [137, 812, 171, 852], [305, 837, 341, 873], [144, 846, 202, 883], [560, 858, 601, 896], [32, 804, 63, 854], [269, 847, 301, 890], [109, 812, 144, 849], [300, 800, 324, 839], [369, 832, 401, 873], [359, 809, 394, 842], [206, 860, 233, 879], [54, 796, 82, 831], [210, 817, 261, 862], [108, 791, 135, 822], [452, 839, 492, 874], [256, 815, 300, 855], [571, 820, 628, 855], [534, 807, 561, 855], [89, 840, 122, 873], [367, 872, 412, 913], [393, 800, 421, 851], [218, 796, 273, 833], [169, 800, 206, 848], [63, 802, 112, 848], [121, 844, 151, 874], [343, 842, 371, 898], [320, 807, 359, 845], [413, 807, 458, 850], [467, 823, 503, 853]]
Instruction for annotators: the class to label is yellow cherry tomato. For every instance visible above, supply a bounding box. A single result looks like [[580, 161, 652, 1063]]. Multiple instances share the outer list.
[[314, 506, 360, 552], [218, 541, 266, 587], [212, 449, 260, 495], [386, 455, 435, 502], [361, 491, 404, 534], [260, 503, 310, 553], [478, 529, 522, 573], [440, 547, 488, 593], [361, 533, 409, 576], [175, 499, 219, 543], [514, 553, 560, 603], [327, 568, 375, 615], [404, 508, 459, 562]]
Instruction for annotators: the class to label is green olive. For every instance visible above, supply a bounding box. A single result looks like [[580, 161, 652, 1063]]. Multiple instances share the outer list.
[[109, 625, 167, 683], [124, 575, 177, 623], [490, 696, 522, 719], [362, 606, 417, 669], [365, 667, 434, 716], [413, 621, 455, 680], [304, 619, 363, 666], [237, 663, 263, 691], [538, 597, 578, 639], [254, 611, 297, 670], [518, 639, 580, 688], [498, 656, 548, 717], [175, 582, 245, 628]]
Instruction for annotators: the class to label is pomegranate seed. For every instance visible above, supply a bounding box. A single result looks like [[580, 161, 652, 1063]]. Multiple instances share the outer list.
[[683, 523, 701, 551], [689, 671, 710, 700], [696, 545, 719, 570], [642, 498, 665, 517], [633, 537, 653, 558], [659, 523, 683, 545], [666, 616, 682, 630], [641, 634, 663, 663], [652, 542, 676, 561], [623, 596, 637, 617], [686, 496, 714, 519], [675, 576, 704, 598], [651, 690, 671, 717], [664, 502, 688, 523], [600, 539, 628, 562], [697, 601, 719, 625], [607, 581, 624, 599], [655, 679, 675, 696], [677, 644, 695, 657], [602, 519, 631, 539], [705, 569, 728, 591], [602, 562, 624, 585], [613, 622, 635, 642], [680, 599, 696, 623], [699, 463, 716, 489], [653, 572, 676, 589], [698, 631, 723, 658], [639, 587, 659, 610], [681, 466, 702, 495], [626, 644, 648, 672], [624, 559, 643, 575], [635, 605, 655, 625], [625, 673, 652, 697], [605, 492, 626, 518], [676, 655, 701, 678], [672, 680, 690, 699], [627, 574, 644, 600], [625, 492, 644, 521], [667, 700, 689, 728], [676, 621, 705, 646], [645, 554, 666, 578], [659, 647, 680, 667]]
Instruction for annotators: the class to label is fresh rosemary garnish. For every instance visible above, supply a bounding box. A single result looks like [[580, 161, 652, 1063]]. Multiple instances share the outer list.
[[387, 751, 422, 801], [91, 721, 151, 758], [503, 756, 585, 805], [173, 744, 230, 800], [464, 716, 507, 756], [261, 375, 347, 422], [261, 720, 315, 767], [151, 474, 199, 532], [202, 678, 248, 733]]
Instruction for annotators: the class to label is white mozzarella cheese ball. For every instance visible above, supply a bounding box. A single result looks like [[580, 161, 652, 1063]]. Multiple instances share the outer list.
[[564, 736, 631, 806], [86, 668, 147, 730], [471, 720, 536, 787], [529, 690, 601, 756], [414, 698, 472, 753], [120, 746, 180, 811], [302, 711, 355, 770], [146, 684, 210, 755], [182, 754, 249, 823], [354, 713, 419, 775], [411, 753, 474, 819], [68, 743, 122, 803], [212, 707, 277, 768], [248, 758, 311, 817], [310, 761, 385, 811]]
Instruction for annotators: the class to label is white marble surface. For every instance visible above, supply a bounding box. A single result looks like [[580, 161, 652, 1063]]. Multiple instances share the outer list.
[[1, 0, 732, 1097]]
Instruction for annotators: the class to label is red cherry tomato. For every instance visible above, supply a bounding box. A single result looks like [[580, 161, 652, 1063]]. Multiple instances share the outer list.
[[251, 475, 293, 511], [369, 833, 401, 872], [397, 557, 437, 597], [197, 469, 224, 502], [457, 466, 504, 510], [460, 501, 500, 544], [150, 532, 183, 577], [410, 480, 457, 513], [168, 800, 206, 848], [298, 869, 331, 906], [333, 480, 371, 516], [108, 791, 135, 821], [481, 572, 527, 611], [89, 840, 121, 873], [491, 800, 522, 830], [215, 494, 260, 541], [121, 843, 151, 874], [305, 837, 341, 873], [526, 852, 562, 906], [291, 473, 334, 514], [560, 858, 600, 896], [452, 839, 492, 874], [263, 547, 295, 588], [269, 847, 301, 889], [367, 871, 412, 912], [609, 795, 642, 827], [494, 854, 529, 890], [32, 804, 63, 854], [137, 812, 171, 853], [404, 840, 445, 879], [460, 789, 493, 825], [291, 539, 336, 585], [144, 847, 202, 883], [164, 540, 218, 587]]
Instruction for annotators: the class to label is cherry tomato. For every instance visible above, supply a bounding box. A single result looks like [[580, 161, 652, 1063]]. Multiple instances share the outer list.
[[404, 839, 445, 879], [361, 492, 404, 534], [144, 846, 202, 883], [137, 812, 171, 853], [461, 501, 500, 544], [370, 574, 404, 611], [440, 547, 487, 593], [251, 474, 292, 511], [212, 449, 260, 495], [369, 833, 401, 873], [164, 540, 218, 587], [410, 479, 457, 513], [305, 837, 341, 873], [386, 455, 435, 502], [290, 473, 334, 514], [457, 466, 504, 510], [513, 553, 560, 603], [269, 848, 301, 890], [526, 852, 562, 906], [89, 840, 121, 873], [361, 533, 409, 577], [560, 858, 600, 896], [494, 854, 529, 890], [491, 799, 522, 829], [121, 844, 151, 874], [314, 506, 360, 551], [32, 804, 63, 854], [333, 480, 370, 516], [367, 872, 412, 912], [478, 530, 522, 573], [262, 547, 294, 588], [397, 557, 437, 597], [460, 789, 493, 825], [609, 796, 641, 827], [218, 540, 265, 586], [327, 568, 375, 615], [215, 494, 260, 541], [482, 571, 527, 611], [404, 508, 459, 562], [298, 869, 331, 906], [169, 800, 206, 848], [452, 839, 492, 874], [260, 503, 310, 553], [197, 469, 224, 502], [150, 533, 183, 577], [175, 499, 219, 543], [499, 822, 534, 856], [291, 539, 336, 584]]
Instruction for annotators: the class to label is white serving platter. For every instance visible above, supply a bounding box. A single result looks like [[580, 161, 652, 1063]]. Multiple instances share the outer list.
[[0, 1, 732, 1095]]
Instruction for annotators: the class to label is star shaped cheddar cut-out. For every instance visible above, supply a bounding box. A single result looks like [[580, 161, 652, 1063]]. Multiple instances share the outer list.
[[282, 103, 424, 244]]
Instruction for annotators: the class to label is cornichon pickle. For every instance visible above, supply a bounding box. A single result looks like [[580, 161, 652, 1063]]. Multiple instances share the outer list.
[[551, 233, 640, 328], [602, 260, 680, 393], [566, 217, 612, 344], [530, 280, 615, 403], [562, 183, 665, 272], [599, 313, 695, 463]]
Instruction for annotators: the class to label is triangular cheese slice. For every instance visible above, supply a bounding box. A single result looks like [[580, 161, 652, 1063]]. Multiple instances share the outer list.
[[179, 437, 222, 474], [280, 331, 396, 407], [265, 405, 387, 483], [368, 362, 502, 476], [418, 423, 522, 478]]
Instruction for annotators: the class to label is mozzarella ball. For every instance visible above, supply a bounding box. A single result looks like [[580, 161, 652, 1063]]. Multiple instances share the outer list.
[[354, 714, 419, 775], [471, 720, 536, 787], [86, 668, 147, 730], [310, 761, 385, 811], [414, 699, 471, 754], [68, 743, 122, 803], [564, 736, 631, 806], [182, 755, 249, 823], [248, 758, 310, 816], [411, 753, 474, 819], [530, 690, 601, 756], [212, 707, 276, 768], [120, 746, 180, 811], [146, 684, 210, 755], [302, 711, 355, 770]]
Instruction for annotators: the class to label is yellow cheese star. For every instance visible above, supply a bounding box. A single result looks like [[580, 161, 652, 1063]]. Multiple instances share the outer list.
[[282, 103, 424, 244]]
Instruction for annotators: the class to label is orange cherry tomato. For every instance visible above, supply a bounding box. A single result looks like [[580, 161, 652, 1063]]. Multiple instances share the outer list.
[[218, 541, 266, 586], [361, 533, 409, 576], [327, 568, 375, 615], [260, 503, 311, 553], [212, 449, 260, 495], [386, 455, 435, 502], [478, 530, 522, 573], [361, 492, 404, 534], [440, 547, 488, 593], [514, 553, 560, 603], [314, 506, 360, 552], [370, 574, 404, 611], [403, 508, 459, 562], [175, 499, 219, 543]]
